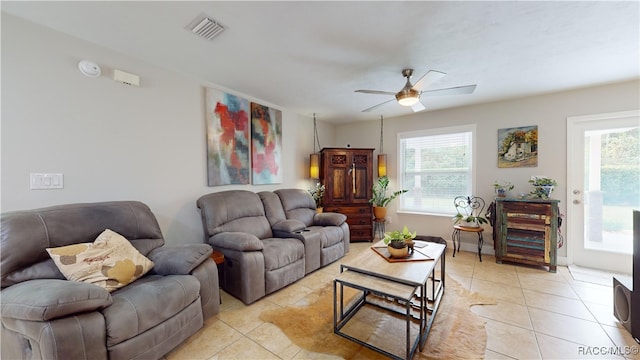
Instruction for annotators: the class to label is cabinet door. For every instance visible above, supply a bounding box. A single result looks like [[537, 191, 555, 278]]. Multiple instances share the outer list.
[[496, 202, 508, 257], [497, 200, 558, 268], [324, 150, 350, 204], [350, 150, 372, 204]]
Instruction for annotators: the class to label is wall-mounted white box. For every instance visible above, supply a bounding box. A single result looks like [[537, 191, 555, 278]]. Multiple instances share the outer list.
[[113, 69, 140, 87], [30, 173, 64, 190]]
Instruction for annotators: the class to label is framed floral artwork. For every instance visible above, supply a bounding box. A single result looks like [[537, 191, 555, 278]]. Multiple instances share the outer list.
[[250, 102, 282, 184], [497, 125, 538, 168], [205, 88, 250, 185]]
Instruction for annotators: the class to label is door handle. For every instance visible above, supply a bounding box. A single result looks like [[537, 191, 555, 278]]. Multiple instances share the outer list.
[[573, 190, 581, 195], [573, 199, 580, 204], [351, 163, 356, 193]]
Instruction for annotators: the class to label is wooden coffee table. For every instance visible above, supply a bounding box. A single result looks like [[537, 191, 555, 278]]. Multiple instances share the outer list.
[[333, 240, 446, 360]]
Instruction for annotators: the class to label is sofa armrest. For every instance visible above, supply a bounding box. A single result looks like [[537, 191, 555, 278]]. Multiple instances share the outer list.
[[272, 219, 306, 233], [313, 212, 347, 226], [1, 279, 112, 321], [210, 232, 264, 251], [147, 244, 213, 275]]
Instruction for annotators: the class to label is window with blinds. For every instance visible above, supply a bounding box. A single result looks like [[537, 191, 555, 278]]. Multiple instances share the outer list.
[[398, 125, 475, 215]]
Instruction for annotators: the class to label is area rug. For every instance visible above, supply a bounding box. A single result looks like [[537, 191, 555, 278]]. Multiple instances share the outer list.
[[259, 275, 495, 359]]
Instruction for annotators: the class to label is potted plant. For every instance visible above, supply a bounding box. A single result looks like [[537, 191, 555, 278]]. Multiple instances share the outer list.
[[383, 226, 417, 258], [528, 176, 557, 199], [308, 182, 325, 212], [452, 203, 489, 228], [493, 180, 514, 197], [369, 176, 408, 220]]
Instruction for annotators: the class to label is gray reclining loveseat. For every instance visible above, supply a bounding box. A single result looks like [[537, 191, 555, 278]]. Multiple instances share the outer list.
[[1, 201, 220, 360], [197, 189, 349, 305], [262, 189, 350, 273]]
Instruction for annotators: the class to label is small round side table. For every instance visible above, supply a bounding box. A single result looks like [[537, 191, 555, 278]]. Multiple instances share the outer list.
[[373, 218, 386, 240]]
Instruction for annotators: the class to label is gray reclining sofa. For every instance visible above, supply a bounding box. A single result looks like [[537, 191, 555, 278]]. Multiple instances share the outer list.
[[197, 188, 349, 304], [1, 201, 220, 360]]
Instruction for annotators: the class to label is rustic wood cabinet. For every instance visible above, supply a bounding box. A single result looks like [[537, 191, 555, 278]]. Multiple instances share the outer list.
[[495, 198, 559, 272], [320, 148, 374, 242]]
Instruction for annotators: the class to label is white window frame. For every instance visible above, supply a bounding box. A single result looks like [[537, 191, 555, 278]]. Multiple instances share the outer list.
[[397, 124, 477, 216]]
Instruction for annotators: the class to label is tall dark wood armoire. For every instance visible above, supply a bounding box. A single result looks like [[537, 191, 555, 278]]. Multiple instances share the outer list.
[[320, 148, 374, 242]]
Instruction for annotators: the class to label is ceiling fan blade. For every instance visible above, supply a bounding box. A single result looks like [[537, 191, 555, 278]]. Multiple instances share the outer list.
[[411, 101, 426, 112], [412, 70, 446, 91], [355, 89, 396, 95], [422, 84, 477, 96], [362, 99, 395, 112]]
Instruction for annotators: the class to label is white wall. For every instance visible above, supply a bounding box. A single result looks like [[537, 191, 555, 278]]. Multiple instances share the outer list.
[[4, 13, 638, 257], [1, 14, 334, 245], [334, 80, 640, 258]]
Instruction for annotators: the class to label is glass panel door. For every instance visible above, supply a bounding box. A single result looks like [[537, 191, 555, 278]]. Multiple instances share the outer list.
[[567, 111, 639, 273]]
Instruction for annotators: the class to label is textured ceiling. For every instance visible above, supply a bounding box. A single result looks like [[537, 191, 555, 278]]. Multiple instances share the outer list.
[[3, 1, 639, 123]]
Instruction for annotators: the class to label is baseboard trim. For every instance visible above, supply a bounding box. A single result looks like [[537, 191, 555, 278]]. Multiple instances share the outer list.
[[451, 239, 569, 267]]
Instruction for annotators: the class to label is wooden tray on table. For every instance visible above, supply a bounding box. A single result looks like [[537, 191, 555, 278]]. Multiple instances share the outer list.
[[371, 243, 433, 262]]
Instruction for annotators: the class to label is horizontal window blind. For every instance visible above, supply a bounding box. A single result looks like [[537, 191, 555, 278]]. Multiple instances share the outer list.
[[399, 126, 474, 215]]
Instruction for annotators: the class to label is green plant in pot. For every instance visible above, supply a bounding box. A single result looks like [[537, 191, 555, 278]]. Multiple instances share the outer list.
[[493, 180, 514, 198], [308, 182, 325, 211], [452, 201, 489, 227], [528, 176, 557, 199], [369, 176, 408, 220], [452, 212, 489, 227], [383, 226, 417, 258]]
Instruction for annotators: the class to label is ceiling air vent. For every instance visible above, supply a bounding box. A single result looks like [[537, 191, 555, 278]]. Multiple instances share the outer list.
[[187, 16, 225, 40]]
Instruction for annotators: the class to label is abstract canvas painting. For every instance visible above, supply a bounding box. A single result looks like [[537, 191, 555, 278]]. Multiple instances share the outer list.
[[205, 88, 250, 185], [497, 125, 538, 168], [251, 102, 282, 184]]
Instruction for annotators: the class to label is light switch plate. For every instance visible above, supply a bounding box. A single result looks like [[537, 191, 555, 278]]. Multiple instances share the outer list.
[[30, 173, 64, 189]]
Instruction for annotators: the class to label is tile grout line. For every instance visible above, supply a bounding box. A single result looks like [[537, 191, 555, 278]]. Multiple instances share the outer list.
[[517, 269, 545, 360], [193, 246, 629, 360]]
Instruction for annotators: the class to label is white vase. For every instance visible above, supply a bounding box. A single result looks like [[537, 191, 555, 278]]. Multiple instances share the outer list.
[[540, 185, 554, 197]]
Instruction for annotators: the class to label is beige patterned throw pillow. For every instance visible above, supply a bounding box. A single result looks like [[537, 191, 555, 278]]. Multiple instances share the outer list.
[[47, 229, 154, 292]]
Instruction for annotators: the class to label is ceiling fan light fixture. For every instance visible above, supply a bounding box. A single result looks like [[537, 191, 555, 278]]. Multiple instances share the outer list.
[[396, 89, 420, 106], [357, 68, 475, 112]]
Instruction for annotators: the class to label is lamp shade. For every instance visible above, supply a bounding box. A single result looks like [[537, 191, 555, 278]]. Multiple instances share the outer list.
[[377, 154, 387, 177], [309, 153, 320, 179]]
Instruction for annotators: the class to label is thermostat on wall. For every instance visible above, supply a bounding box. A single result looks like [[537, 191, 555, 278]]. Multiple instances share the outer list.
[[113, 69, 140, 87]]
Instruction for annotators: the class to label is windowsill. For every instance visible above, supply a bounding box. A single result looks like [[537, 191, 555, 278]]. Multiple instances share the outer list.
[[397, 210, 455, 218]]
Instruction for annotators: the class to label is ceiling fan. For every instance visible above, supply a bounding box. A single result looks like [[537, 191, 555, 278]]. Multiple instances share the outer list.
[[355, 69, 477, 113]]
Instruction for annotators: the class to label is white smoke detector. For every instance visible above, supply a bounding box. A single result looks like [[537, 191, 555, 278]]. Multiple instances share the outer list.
[[78, 60, 101, 77]]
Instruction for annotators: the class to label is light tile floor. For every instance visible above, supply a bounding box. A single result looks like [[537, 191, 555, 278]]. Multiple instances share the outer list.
[[167, 242, 640, 360]]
